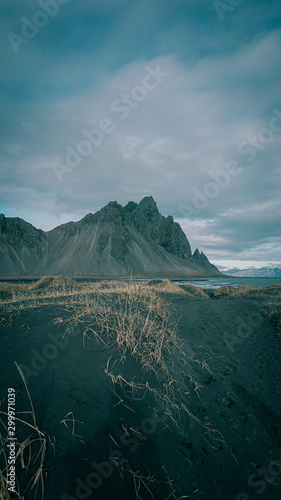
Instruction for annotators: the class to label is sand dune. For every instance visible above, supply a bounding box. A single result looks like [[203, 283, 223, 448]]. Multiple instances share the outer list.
[[0, 281, 281, 499]]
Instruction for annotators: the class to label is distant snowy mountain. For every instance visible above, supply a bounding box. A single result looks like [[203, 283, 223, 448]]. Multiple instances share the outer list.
[[225, 266, 281, 278]]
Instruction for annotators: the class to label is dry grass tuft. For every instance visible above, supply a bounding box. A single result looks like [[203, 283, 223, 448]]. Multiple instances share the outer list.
[[264, 292, 281, 337], [0, 276, 83, 311], [0, 282, 27, 301], [144, 279, 209, 298], [28, 275, 78, 293], [211, 284, 258, 298], [60, 281, 181, 376], [144, 279, 186, 295], [53, 280, 207, 431], [181, 284, 209, 298], [0, 363, 53, 500]]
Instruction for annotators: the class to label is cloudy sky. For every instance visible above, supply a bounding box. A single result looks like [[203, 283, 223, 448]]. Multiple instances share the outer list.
[[1, 0, 281, 269]]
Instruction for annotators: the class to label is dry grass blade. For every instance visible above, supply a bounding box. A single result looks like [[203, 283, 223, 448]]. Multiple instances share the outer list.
[[0, 362, 53, 500], [60, 412, 84, 438], [14, 362, 37, 430]]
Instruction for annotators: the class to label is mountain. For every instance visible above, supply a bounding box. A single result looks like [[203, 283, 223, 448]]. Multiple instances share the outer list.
[[0, 214, 48, 275], [0, 197, 221, 277], [225, 266, 281, 278], [192, 248, 221, 275]]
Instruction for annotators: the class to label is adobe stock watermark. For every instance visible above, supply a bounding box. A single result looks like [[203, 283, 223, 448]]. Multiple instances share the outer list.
[[179, 107, 281, 221], [213, 0, 245, 22], [223, 305, 263, 353], [62, 399, 170, 500], [7, 0, 71, 54], [53, 64, 170, 182], [18, 327, 78, 382], [237, 108, 281, 162], [236, 453, 281, 499]]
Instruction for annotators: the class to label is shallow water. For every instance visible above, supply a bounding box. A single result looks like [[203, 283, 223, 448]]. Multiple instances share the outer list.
[[173, 276, 281, 289], [1, 275, 280, 289]]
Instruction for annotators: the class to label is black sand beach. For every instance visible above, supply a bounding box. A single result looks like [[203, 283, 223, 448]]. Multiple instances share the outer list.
[[1, 279, 281, 499]]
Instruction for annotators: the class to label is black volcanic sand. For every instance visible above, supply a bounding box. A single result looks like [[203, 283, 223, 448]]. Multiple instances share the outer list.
[[1, 283, 281, 499]]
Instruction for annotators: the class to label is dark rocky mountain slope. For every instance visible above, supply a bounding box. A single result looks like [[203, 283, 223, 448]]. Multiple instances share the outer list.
[[192, 248, 221, 275], [0, 214, 48, 275], [0, 197, 221, 277]]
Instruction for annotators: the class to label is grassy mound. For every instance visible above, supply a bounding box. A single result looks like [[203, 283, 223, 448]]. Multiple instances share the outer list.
[[144, 279, 186, 294], [28, 276, 56, 290], [211, 284, 258, 298], [0, 282, 26, 299], [263, 286, 281, 336], [29, 275, 78, 292], [63, 281, 183, 378], [182, 283, 209, 298]]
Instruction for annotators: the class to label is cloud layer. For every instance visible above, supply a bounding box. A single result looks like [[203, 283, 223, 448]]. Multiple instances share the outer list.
[[1, 0, 281, 265]]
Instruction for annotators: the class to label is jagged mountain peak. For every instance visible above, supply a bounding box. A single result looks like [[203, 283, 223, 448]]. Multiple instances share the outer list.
[[98, 201, 125, 223], [123, 197, 192, 260], [193, 248, 202, 259], [138, 195, 159, 210], [193, 248, 218, 274], [123, 201, 138, 214], [193, 248, 209, 259], [78, 201, 124, 226], [124, 197, 158, 216], [126, 196, 160, 227], [0, 213, 45, 244]]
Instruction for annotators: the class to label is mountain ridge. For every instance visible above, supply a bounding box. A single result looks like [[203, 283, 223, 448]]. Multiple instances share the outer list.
[[0, 197, 221, 277], [225, 266, 281, 278]]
